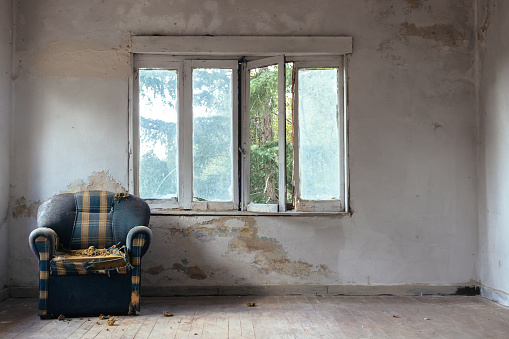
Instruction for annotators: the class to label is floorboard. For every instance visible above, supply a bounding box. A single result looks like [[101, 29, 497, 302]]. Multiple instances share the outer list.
[[0, 295, 508, 338]]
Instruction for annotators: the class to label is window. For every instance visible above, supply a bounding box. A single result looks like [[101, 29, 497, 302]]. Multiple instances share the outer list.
[[130, 36, 351, 213]]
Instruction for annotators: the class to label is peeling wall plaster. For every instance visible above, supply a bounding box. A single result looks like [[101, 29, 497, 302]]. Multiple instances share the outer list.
[[63, 170, 127, 193], [9, 0, 479, 290]]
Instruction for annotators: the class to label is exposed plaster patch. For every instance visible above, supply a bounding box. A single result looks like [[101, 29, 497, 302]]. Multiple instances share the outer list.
[[228, 217, 331, 278], [63, 170, 127, 193], [11, 197, 41, 219], [400, 22, 464, 47], [477, 0, 493, 43], [172, 263, 207, 280], [31, 39, 131, 78]]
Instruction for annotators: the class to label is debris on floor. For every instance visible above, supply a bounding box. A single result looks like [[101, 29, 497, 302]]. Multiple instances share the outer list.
[[106, 317, 115, 326], [163, 311, 174, 317], [57, 314, 65, 321], [246, 302, 256, 307], [424, 317, 431, 320], [393, 315, 401, 318]]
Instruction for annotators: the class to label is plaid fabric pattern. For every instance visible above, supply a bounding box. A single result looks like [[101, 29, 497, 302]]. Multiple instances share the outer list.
[[128, 235, 147, 315], [71, 191, 114, 249], [34, 236, 51, 317], [49, 246, 131, 276]]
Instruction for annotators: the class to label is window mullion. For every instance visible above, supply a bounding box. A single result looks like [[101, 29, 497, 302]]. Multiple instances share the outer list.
[[277, 56, 287, 212], [240, 62, 250, 211], [181, 61, 193, 209]]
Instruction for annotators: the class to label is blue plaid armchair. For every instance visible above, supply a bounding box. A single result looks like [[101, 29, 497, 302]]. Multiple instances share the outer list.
[[29, 190, 152, 318]]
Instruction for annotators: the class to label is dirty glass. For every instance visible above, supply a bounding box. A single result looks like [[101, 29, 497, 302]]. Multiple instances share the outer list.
[[298, 68, 340, 200], [249, 65, 279, 204], [138, 69, 178, 200], [192, 68, 233, 201]]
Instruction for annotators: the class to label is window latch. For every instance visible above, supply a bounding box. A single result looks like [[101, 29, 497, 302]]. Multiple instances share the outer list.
[[238, 147, 246, 155]]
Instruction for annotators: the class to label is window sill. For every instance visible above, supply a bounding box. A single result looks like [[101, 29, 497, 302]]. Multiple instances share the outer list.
[[149, 209, 351, 217]]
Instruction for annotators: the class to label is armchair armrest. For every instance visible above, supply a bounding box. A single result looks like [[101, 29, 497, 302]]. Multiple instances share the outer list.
[[126, 226, 152, 261], [29, 227, 58, 260]]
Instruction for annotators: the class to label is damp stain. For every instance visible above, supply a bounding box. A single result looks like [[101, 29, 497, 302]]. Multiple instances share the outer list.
[[227, 217, 331, 278], [406, 0, 422, 9], [63, 170, 127, 193], [172, 263, 207, 280], [478, 0, 493, 43], [11, 197, 41, 219], [400, 22, 464, 47], [146, 265, 166, 275]]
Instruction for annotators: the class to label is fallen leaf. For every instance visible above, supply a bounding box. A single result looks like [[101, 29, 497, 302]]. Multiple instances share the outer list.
[[163, 311, 174, 317], [393, 315, 401, 318], [246, 302, 256, 307], [57, 314, 65, 321], [106, 317, 116, 326]]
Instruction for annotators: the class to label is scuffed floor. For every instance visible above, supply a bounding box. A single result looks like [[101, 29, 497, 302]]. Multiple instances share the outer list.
[[0, 295, 508, 338]]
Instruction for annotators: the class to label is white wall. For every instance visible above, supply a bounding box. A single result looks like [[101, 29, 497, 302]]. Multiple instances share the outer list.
[[0, 0, 12, 298], [0, 0, 13, 300], [478, 0, 509, 306], [10, 0, 478, 292]]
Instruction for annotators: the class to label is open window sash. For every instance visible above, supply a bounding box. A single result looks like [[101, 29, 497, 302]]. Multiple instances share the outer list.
[[242, 56, 287, 212], [292, 58, 346, 212]]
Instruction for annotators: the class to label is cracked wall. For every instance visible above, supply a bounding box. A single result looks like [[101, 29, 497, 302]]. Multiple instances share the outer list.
[[10, 0, 478, 290]]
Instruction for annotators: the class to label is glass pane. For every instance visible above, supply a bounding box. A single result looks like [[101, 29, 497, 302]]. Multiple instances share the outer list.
[[192, 68, 233, 201], [138, 69, 178, 200], [249, 65, 279, 204], [298, 68, 340, 200]]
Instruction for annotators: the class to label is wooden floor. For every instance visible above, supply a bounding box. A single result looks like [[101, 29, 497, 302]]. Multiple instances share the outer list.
[[0, 295, 508, 338]]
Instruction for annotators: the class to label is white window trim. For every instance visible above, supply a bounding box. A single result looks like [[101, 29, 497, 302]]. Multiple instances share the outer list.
[[129, 36, 352, 214]]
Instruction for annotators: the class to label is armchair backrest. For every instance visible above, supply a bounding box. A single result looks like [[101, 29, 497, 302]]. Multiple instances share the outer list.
[[37, 190, 150, 250]]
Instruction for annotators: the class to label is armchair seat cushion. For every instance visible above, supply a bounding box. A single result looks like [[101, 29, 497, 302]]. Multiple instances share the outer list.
[[50, 245, 131, 276]]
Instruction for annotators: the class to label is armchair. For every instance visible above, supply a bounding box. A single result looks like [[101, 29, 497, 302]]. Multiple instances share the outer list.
[[29, 190, 152, 318]]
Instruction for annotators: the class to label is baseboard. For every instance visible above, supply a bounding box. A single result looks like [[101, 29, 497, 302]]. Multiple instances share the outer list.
[[143, 284, 478, 297], [481, 286, 509, 307], [7, 284, 479, 299]]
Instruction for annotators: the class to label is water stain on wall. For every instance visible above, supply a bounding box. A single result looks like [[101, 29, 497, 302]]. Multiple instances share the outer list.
[[63, 170, 127, 193], [400, 22, 463, 47], [31, 39, 131, 78], [11, 197, 41, 219], [478, 0, 493, 43], [172, 263, 207, 280], [228, 218, 331, 278], [406, 0, 422, 9]]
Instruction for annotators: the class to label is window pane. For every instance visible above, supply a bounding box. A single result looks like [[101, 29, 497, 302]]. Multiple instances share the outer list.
[[138, 69, 178, 200], [298, 68, 340, 200], [192, 68, 233, 201], [249, 65, 279, 204]]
